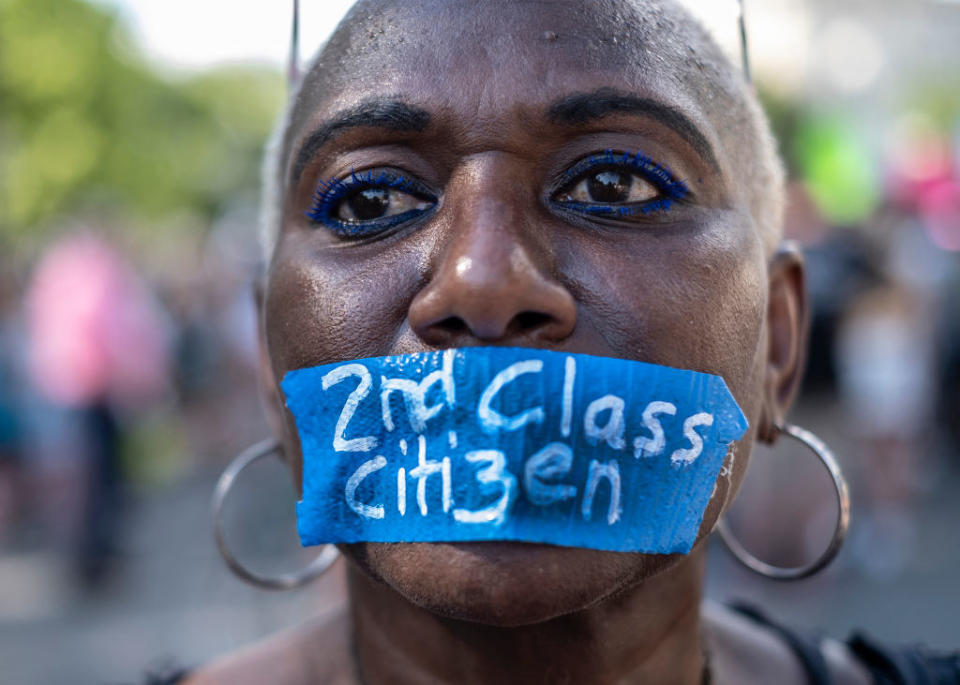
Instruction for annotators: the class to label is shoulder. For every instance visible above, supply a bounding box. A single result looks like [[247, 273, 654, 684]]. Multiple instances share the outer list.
[[845, 631, 960, 685], [703, 602, 871, 685], [705, 602, 960, 685], [183, 604, 354, 685]]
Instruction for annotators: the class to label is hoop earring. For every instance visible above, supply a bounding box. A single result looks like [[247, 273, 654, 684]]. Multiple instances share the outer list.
[[212, 438, 339, 590], [717, 422, 850, 581]]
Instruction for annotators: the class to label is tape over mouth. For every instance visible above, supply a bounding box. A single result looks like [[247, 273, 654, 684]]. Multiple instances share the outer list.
[[282, 347, 748, 554]]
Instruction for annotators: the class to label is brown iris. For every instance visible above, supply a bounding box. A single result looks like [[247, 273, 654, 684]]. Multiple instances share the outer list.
[[347, 188, 391, 220], [587, 171, 632, 203]]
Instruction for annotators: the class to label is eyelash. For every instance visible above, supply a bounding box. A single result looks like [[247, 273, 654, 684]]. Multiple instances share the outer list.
[[551, 149, 688, 217], [306, 149, 688, 239], [305, 169, 437, 238]]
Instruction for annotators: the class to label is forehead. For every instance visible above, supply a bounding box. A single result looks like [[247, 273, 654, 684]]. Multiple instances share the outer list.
[[286, 0, 736, 163], [316, 0, 667, 87]]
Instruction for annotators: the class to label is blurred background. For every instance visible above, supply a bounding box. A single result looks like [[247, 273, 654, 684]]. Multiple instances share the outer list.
[[0, 0, 957, 682]]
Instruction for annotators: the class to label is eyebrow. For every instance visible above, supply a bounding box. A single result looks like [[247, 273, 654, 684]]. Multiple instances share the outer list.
[[547, 88, 719, 171], [290, 99, 431, 185]]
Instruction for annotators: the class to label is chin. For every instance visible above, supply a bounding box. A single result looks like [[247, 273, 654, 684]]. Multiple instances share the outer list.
[[342, 540, 685, 627]]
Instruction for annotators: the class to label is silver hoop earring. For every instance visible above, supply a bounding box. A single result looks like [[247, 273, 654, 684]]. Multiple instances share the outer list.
[[717, 422, 850, 581], [212, 438, 339, 590]]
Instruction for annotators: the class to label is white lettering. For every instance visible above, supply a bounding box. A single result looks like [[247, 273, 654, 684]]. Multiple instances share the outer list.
[[441, 457, 452, 513], [426, 348, 457, 407], [561, 356, 576, 438], [477, 360, 545, 433], [323, 364, 378, 452], [633, 401, 677, 458], [581, 459, 622, 524], [345, 456, 386, 519], [453, 450, 517, 525], [397, 467, 407, 516], [380, 377, 426, 432], [583, 395, 626, 450], [670, 412, 714, 465], [409, 435, 450, 516], [524, 442, 577, 506], [380, 350, 456, 433]]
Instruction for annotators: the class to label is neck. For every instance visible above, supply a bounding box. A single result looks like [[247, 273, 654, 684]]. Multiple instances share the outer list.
[[349, 547, 707, 685]]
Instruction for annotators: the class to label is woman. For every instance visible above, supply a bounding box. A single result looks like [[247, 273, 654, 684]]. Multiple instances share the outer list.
[[183, 1, 958, 683]]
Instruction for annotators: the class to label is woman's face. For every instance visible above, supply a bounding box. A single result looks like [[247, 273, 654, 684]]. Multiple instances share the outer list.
[[262, 1, 790, 625]]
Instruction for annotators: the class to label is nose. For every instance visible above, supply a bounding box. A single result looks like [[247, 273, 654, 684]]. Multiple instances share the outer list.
[[409, 160, 577, 347]]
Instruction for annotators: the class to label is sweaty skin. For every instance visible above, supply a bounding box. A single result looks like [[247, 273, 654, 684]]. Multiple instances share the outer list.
[[188, 1, 870, 683]]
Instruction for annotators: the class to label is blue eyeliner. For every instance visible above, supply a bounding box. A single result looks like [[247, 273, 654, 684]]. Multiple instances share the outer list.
[[553, 149, 688, 216], [308, 148, 687, 240], [306, 169, 436, 238]]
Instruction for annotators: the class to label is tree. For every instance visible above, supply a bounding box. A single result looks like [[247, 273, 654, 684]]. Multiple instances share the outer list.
[[0, 0, 283, 247]]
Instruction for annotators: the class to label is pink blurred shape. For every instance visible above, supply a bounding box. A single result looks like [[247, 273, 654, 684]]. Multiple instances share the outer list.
[[26, 233, 170, 408]]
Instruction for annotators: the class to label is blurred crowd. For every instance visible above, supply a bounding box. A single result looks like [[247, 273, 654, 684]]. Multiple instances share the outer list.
[[0, 215, 266, 588], [719, 112, 960, 584], [0, 4, 958, 679], [795, 119, 959, 579], [0, 115, 957, 594]]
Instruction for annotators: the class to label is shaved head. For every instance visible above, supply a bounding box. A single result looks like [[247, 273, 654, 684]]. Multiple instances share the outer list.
[[261, 0, 784, 259]]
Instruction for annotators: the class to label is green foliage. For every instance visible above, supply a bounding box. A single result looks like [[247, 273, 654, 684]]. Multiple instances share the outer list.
[[0, 0, 283, 245], [793, 114, 880, 227]]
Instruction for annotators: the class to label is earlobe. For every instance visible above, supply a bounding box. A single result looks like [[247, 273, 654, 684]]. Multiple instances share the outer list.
[[254, 277, 287, 444], [761, 241, 808, 445]]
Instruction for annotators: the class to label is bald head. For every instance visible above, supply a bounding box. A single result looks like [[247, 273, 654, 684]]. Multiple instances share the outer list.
[[258, 1, 803, 625], [261, 0, 783, 258]]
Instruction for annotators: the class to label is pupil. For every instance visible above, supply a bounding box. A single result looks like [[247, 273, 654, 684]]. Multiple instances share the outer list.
[[347, 188, 390, 220], [588, 171, 631, 203]]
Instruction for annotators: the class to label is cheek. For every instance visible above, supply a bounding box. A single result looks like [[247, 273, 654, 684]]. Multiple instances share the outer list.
[[263, 232, 427, 488], [265, 235, 426, 372], [560, 217, 768, 521], [561, 217, 767, 411]]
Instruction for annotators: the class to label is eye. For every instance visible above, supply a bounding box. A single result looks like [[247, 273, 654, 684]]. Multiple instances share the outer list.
[[551, 150, 688, 218], [555, 170, 659, 205], [337, 187, 432, 223], [307, 169, 437, 238]]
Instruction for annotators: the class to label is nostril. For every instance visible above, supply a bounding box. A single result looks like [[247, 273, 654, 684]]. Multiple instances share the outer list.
[[437, 316, 469, 334], [513, 311, 553, 333], [424, 311, 556, 343]]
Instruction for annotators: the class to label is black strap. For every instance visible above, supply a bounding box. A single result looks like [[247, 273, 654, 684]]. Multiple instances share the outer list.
[[138, 663, 191, 685], [848, 632, 960, 685], [729, 603, 960, 685], [729, 603, 832, 685]]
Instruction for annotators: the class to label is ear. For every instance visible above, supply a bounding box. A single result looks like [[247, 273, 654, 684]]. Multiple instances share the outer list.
[[254, 276, 286, 441], [759, 241, 808, 445]]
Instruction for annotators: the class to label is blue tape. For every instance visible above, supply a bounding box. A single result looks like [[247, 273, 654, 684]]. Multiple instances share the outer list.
[[282, 347, 747, 554]]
